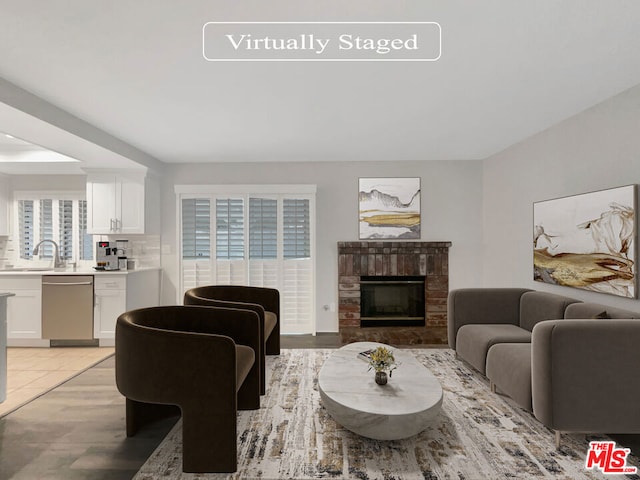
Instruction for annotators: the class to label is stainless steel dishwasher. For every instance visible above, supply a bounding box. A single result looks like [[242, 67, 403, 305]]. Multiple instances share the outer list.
[[42, 275, 95, 344]]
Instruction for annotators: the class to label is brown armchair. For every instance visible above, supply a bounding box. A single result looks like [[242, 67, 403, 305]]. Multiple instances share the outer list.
[[184, 285, 280, 395], [115, 305, 261, 473]]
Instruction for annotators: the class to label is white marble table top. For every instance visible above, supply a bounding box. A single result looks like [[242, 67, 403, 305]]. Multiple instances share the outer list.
[[318, 341, 443, 440]]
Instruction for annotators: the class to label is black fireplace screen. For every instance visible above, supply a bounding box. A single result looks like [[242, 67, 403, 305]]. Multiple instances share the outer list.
[[360, 276, 426, 327]]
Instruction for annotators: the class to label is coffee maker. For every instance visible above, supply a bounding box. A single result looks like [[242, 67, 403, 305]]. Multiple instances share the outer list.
[[95, 241, 119, 270], [115, 239, 128, 270]]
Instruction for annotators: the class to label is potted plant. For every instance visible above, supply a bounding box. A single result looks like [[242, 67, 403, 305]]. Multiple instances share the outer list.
[[368, 346, 397, 385]]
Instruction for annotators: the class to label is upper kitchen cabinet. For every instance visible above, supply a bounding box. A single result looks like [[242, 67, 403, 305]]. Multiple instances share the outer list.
[[0, 175, 8, 236], [86, 171, 159, 235]]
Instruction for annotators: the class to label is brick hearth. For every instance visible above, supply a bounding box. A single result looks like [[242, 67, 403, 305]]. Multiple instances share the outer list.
[[337, 241, 452, 344]]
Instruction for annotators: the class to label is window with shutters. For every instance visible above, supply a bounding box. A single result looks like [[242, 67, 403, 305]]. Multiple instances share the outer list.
[[15, 192, 93, 262], [283, 199, 311, 259], [182, 198, 210, 259], [78, 200, 92, 261], [177, 185, 316, 334], [249, 198, 277, 259], [18, 200, 34, 260], [58, 200, 73, 259], [216, 198, 244, 260]]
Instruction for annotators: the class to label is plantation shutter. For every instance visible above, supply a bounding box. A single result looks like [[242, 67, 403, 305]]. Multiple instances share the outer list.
[[248, 197, 278, 288], [178, 186, 316, 334], [59, 200, 73, 259], [249, 198, 277, 259], [282, 198, 313, 330], [39, 199, 54, 258], [182, 199, 211, 259], [16, 194, 91, 264], [283, 199, 311, 259], [18, 200, 34, 259], [78, 200, 93, 261], [215, 198, 245, 284], [181, 198, 212, 290]]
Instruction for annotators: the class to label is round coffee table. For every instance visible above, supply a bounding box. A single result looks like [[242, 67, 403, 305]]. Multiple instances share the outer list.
[[318, 341, 443, 440]]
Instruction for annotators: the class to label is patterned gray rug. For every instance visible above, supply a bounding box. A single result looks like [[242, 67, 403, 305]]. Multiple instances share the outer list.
[[134, 349, 639, 479]]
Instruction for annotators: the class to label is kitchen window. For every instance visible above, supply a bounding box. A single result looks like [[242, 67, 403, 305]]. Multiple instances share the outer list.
[[14, 192, 93, 262], [177, 185, 316, 334]]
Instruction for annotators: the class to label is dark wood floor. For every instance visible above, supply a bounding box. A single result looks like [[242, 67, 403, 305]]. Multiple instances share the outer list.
[[0, 336, 339, 479], [0, 335, 638, 479]]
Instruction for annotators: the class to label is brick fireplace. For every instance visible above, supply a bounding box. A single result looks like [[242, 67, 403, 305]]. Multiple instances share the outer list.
[[337, 242, 452, 337]]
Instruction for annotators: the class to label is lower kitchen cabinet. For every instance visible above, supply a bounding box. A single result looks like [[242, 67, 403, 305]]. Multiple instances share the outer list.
[[0, 269, 160, 347], [0, 276, 44, 345], [94, 279, 126, 339], [93, 269, 160, 345], [7, 289, 41, 339]]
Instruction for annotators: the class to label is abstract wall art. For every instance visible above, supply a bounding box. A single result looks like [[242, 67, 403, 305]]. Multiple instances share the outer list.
[[359, 177, 421, 239], [533, 185, 637, 298]]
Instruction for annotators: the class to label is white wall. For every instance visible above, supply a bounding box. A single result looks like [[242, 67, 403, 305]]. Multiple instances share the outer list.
[[483, 83, 640, 310], [160, 160, 484, 332]]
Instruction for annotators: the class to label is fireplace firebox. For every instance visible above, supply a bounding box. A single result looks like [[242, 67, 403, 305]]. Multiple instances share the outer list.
[[360, 276, 426, 327]]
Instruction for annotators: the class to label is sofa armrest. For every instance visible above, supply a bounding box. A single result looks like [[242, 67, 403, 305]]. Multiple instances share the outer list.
[[447, 288, 532, 349], [532, 319, 640, 433]]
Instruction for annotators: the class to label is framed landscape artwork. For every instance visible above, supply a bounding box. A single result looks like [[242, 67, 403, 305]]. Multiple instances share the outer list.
[[359, 177, 421, 239], [533, 185, 637, 298]]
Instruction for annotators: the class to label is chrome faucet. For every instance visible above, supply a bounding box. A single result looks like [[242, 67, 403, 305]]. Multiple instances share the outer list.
[[33, 239, 65, 269]]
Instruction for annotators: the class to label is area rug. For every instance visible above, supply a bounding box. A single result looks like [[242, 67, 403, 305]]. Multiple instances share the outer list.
[[134, 349, 639, 480]]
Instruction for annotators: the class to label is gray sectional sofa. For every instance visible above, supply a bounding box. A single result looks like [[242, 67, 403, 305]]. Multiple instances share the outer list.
[[448, 288, 640, 447]]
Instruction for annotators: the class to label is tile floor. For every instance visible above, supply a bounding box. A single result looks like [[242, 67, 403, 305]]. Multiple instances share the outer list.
[[1, 347, 115, 417]]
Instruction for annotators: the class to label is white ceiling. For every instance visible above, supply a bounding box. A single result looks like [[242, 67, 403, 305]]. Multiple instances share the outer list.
[[0, 1, 640, 170]]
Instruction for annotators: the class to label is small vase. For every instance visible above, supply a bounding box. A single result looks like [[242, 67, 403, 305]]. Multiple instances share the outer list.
[[375, 371, 388, 385]]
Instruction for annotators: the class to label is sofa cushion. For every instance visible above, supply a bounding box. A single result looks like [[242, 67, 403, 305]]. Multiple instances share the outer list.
[[486, 343, 532, 411], [519, 291, 580, 331], [264, 311, 278, 340], [456, 324, 532, 375], [564, 302, 640, 320], [235, 345, 255, 391], [447, 288, 532, 349]]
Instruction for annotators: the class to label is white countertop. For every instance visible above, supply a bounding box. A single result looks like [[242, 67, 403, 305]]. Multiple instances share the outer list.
[[0, 267, 160, 276]]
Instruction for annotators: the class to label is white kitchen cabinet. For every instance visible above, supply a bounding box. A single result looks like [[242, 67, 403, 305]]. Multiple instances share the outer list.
[[0, 277, 42, 342], [93, 269, 160, 345], [94, 277, 126, 339], [86, 172, 146, 234], [0, 269, 159, 347], [0, 175, 9, 236], [7, 290, 42, 339]]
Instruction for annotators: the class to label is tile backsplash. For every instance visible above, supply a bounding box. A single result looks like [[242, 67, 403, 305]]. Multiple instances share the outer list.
[[101, 234, 161, 269], [0, 234, 160, 270]]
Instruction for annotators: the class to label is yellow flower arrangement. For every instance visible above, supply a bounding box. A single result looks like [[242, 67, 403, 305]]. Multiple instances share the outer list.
[[367, 346, 397, 376]]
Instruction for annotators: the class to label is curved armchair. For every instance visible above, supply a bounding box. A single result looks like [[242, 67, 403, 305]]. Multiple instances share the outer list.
[[115, 305, 260, 473], [184, 285, 280, 395]]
